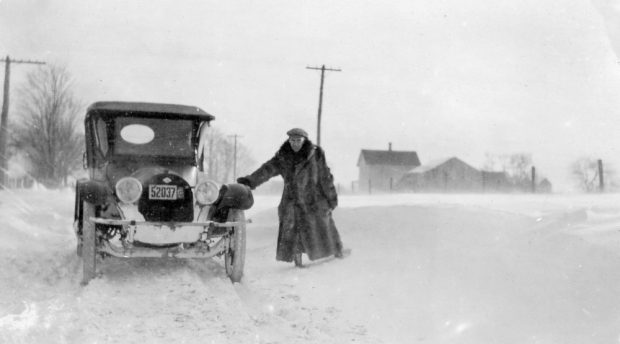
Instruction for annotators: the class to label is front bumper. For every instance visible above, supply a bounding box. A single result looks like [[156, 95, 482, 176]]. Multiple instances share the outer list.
[[91, 218, 245, 259]]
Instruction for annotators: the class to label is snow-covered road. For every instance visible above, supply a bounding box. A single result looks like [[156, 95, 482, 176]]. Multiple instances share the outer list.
[[2, 190, 620, 343]]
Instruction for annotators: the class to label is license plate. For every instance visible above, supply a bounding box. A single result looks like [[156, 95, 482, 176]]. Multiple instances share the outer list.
[[149, 185, 177, 200]]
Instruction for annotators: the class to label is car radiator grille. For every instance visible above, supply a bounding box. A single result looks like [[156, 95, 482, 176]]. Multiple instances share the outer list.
[[138, 174, 194, 222]]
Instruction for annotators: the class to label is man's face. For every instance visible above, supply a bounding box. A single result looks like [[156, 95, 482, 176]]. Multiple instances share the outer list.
[[288, 135, 305, 152]]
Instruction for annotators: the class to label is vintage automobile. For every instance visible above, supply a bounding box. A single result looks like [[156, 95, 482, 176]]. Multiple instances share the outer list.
[[73, 101, 253, 285]]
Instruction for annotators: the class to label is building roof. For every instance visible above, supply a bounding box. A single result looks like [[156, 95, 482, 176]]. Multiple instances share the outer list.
[[481, 170, 509, 178], [539, 178, 552, 186], [358, 149, 420, 167], [405, 157, 478, 174], [481, 170, 507, 176], [406, 157, 454, 174]]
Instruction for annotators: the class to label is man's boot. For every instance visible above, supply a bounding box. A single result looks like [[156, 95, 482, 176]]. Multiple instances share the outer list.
[[334, 243, 344, 258], [294, 253, 303, 267]]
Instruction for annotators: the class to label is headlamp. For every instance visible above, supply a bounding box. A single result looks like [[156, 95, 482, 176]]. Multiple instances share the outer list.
[[195, 180, 219, 205], [115, 177, 143, 204]]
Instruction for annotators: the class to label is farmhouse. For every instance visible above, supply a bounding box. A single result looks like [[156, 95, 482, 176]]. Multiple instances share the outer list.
[[357, 144, 420, 191], [397, 157, 483, 192]]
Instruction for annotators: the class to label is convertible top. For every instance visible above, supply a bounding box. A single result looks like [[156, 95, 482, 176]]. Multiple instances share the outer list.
[[86, 101, 215, 122]]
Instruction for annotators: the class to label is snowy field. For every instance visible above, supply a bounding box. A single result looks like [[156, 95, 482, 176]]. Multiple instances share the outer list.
[[2, 189, 620, 343]]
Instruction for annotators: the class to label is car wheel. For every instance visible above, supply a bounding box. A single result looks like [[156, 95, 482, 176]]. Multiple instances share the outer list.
[[74, 189, 83, 257], [76, 235, 83, 257], [81, 201, 97, 285], [224, 209, 246, 283]]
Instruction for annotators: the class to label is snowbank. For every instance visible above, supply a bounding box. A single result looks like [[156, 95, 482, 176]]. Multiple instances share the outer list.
[[2, 190, 620, 343]]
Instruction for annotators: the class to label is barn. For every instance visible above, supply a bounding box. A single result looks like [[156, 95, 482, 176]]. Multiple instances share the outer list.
[[397, 157, 483, 192], [357, 144, 420, 192]]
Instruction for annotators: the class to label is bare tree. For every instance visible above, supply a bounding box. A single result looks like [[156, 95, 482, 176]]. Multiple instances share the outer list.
[[201, 127, 255, 184], [11, 64, 84, 187], [571, 157, 616, 192], [233, 143, 255, 180], [484, 153, 533, 189]]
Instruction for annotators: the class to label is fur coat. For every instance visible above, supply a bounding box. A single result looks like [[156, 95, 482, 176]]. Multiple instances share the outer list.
[[241, 140, 342, 262]]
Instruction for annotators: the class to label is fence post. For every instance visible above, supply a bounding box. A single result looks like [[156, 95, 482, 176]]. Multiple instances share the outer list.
[[390, 177, 393, 192], [598, 159, 604, 192], [531, 166, 536, 193]]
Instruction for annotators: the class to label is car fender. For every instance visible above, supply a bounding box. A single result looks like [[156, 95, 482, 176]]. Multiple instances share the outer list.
[[77, 179, 112, 206], [216, 183, 254, 210]]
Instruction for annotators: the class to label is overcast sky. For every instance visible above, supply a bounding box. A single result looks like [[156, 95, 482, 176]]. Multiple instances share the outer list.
[[2, 0, 620, 191]]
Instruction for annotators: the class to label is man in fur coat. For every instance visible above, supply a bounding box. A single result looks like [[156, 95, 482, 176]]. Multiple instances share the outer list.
[[237, 128, 344, 267]]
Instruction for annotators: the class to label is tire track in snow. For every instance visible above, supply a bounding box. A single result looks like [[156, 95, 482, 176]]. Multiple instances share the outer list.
[[68, 258, 260, 344], [231, 269, 383, 344]]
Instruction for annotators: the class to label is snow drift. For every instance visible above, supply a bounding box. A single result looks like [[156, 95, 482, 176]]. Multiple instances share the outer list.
[[1, 190, 620, 343]]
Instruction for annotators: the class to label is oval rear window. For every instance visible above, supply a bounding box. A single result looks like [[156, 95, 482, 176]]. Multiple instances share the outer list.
[[120, 124, 154, 144]]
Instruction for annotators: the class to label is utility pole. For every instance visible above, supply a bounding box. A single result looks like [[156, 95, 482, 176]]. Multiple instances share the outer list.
[[306, 64, 341, 146], [228, 134, 242, 182], [0, 55, 45, 187]]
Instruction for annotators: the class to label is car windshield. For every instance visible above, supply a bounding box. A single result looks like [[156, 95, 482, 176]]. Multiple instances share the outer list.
[[113, 116, 195, 158]]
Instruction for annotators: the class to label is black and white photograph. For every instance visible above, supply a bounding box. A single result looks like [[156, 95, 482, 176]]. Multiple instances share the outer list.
[[2, 1, 620, 343]]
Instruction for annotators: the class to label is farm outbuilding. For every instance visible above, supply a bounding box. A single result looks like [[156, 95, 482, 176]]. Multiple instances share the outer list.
[[481, 171, 512, 192], [538, 178, 553, 193], [397, 157, 483, 192], [357, 144, 420, 192]]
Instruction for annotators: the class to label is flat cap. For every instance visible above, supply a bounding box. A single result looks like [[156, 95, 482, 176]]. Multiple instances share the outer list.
[[286, 127, 309, 138]]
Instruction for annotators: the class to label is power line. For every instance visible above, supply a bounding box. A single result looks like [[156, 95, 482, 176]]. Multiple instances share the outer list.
[[0, 55, 46, 188], [306, 65, 341, 147], [0, 57, 46, 65]]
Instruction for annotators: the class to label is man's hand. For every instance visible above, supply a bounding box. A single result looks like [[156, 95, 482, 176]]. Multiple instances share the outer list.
[[236, 177, 252, 188], [327, 200, 337, 211]]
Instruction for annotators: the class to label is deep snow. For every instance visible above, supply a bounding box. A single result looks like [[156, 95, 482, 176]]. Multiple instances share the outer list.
[[2, 189, 620, 343]]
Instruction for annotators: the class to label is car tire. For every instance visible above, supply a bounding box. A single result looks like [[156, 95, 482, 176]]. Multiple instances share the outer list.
[[74, 187, 83, 257], [81, 201, 97, 285], [224, 209, 246, 283], [76, 237, 83, 257]]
